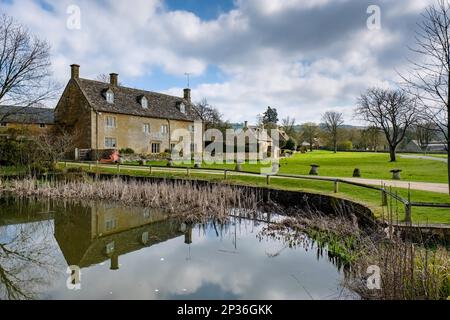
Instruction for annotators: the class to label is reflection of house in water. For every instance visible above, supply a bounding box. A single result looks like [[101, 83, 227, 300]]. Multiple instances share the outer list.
[[54, 202, 193, 270]]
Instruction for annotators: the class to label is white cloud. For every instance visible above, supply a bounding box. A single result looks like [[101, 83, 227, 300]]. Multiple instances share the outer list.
[[0, 0, 435, 124]]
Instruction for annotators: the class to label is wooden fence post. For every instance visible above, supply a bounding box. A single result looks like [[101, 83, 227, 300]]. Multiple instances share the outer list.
[[405, 203, 412, 224], [334, 180, 339, 193], [266, 175, 271, 185], [187, 168, 190, 177], [381, 190, 388, 206], [149, 166, 152, 175], [224, 170, 227, 180]]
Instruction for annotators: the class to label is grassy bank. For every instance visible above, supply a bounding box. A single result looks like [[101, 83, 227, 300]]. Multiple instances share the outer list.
[[125, 151, 448, 183], [59, 163, 450, 225]]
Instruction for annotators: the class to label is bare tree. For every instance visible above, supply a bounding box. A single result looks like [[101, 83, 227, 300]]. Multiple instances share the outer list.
[[401, 0, 450, 191], [415, 121, 437, 153], [360, 126, 383, 152], [0, 14, 58, 122], [281, 117, 296, 137], [193, 98, 231, 133], [322, 111, 344, 153], [301, 122, 319, 152], [96, 73, 122, 86], [356, 88, 418, 162]]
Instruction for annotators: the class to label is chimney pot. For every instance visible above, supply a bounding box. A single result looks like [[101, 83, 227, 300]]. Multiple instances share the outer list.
[[110, 73, 119, 86], [71, 64, 80, 79], [183, 88, 191, 103]]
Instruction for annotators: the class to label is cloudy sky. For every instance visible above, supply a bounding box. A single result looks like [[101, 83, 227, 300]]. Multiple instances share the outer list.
[[0, 0, 434, 124]]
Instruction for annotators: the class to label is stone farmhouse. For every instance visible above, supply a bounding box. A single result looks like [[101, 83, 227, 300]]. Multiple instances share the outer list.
[[55, 65, 201, 157], [0, 105, 55, 137]]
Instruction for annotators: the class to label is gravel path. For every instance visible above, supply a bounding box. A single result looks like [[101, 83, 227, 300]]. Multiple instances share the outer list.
[[400, 154, 448, 163]]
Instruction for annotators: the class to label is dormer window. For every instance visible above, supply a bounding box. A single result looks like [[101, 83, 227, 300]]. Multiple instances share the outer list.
[[140, 96, 148, 109], [106, 89, 114, 104], [180, 103, 186, 114]]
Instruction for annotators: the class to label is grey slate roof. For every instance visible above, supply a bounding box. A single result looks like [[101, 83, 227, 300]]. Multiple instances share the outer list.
[[77, 78, 200, 122], [0, 105, 55, 124]]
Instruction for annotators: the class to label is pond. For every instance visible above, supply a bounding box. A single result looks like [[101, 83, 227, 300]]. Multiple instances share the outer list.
[[0, 197, 357, 300]]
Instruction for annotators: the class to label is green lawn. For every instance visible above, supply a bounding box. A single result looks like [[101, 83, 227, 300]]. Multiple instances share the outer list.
[[126, 151, 448, 183], [73, 163, 450, 225]]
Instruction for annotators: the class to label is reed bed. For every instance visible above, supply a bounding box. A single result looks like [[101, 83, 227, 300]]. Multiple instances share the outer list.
[[258, 212, 450, 300], [0, 178, 262, 222]]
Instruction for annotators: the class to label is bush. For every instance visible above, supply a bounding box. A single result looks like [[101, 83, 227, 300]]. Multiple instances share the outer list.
[[284, 137, 297, 151], [67, 167, 84, 173], [119, 148, 135, 155], [337, 141, 353, 151]]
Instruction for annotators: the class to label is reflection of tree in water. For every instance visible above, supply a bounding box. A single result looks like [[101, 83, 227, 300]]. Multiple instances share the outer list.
[[256, 216, 362, 272], [0, 221, 62, 300]]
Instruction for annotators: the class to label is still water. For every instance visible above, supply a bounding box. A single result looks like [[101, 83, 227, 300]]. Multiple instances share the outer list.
[[0, 197, 355, 300]]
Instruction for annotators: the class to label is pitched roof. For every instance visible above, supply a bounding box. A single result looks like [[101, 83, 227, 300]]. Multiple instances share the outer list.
[[76, 78, 200, 122], [0, 105, 55, 124]]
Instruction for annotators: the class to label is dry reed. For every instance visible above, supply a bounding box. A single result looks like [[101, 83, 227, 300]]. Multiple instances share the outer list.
[[0, 178, 262, 223]]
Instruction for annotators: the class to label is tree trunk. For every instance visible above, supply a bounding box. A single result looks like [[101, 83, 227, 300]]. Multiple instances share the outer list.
[[389, 145, 397, 162]]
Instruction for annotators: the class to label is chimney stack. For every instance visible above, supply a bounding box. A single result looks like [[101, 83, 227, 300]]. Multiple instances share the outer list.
[[183, 88, 191, 103], [71, 64, 80, 79], [244, 121, 248, 128], [110, 73, 119, 86]]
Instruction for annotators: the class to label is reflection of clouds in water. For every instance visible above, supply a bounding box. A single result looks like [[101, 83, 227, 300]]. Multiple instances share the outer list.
[[47, 219, 347, 300]]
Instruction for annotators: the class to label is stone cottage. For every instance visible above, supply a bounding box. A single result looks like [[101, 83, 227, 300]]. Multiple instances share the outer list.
[[55, 64, 201, 157]]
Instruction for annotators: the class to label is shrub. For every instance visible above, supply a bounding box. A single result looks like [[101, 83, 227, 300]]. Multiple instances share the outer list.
[[284, 137, 297, 151], [337, 141, 353, 151], [119, 148, 135, 155], [67, 167, 84, 173]]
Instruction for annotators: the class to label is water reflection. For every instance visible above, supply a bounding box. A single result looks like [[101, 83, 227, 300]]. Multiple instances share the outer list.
[[0, 197, 356, 300]]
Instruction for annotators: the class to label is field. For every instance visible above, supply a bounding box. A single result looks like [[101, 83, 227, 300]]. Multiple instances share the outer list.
[[128, 151, 448, 183]]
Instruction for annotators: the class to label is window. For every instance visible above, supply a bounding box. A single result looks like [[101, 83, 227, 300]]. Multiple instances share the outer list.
[[180, 103, 186, 114], [151, 143, 160, 154], [105, 137, 117, 148], [190, 143, 196, 153], [0, 123, 7, 127], [170, 143, 176, 151], [161, 125, 169, 135], [143, 123, 150, 134], [106, 90, 114, 104], [105, 219, 118, 232], [189, 124, 195, 133], [106, 116, 116, 128], [39, 123, 46, 128], [141, 96, 148, 109]]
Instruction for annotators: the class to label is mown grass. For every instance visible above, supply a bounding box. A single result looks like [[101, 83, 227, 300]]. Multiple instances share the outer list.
[[64, 163, 450, 225], [125, 151, 448, 183]]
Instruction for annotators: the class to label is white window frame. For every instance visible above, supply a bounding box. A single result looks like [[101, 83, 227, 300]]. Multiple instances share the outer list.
[[151, 143, 160, 154], [39, 123, 46, 128], [189, 124, 195, 133], [105, 137, 117, 148], [141, 96, 148, 109], [0, 122, 8, 127], [143, 123, 150, 134], [106, 90, 114, 104], [106, 116, 116, 128], [161, 124, 169, 135], [180, 103, 186, 114]]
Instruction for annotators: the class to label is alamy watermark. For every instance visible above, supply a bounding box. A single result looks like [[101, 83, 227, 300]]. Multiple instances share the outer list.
[[169, 121, 281, 175], [66, 4, 81, 30], [66, 265, 82, 290], [367, 5, 381, 30], [366, 265, 381, 290]]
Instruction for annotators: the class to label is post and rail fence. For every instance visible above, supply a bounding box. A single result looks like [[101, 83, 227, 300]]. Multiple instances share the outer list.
[[9, 160, 450, 224]]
